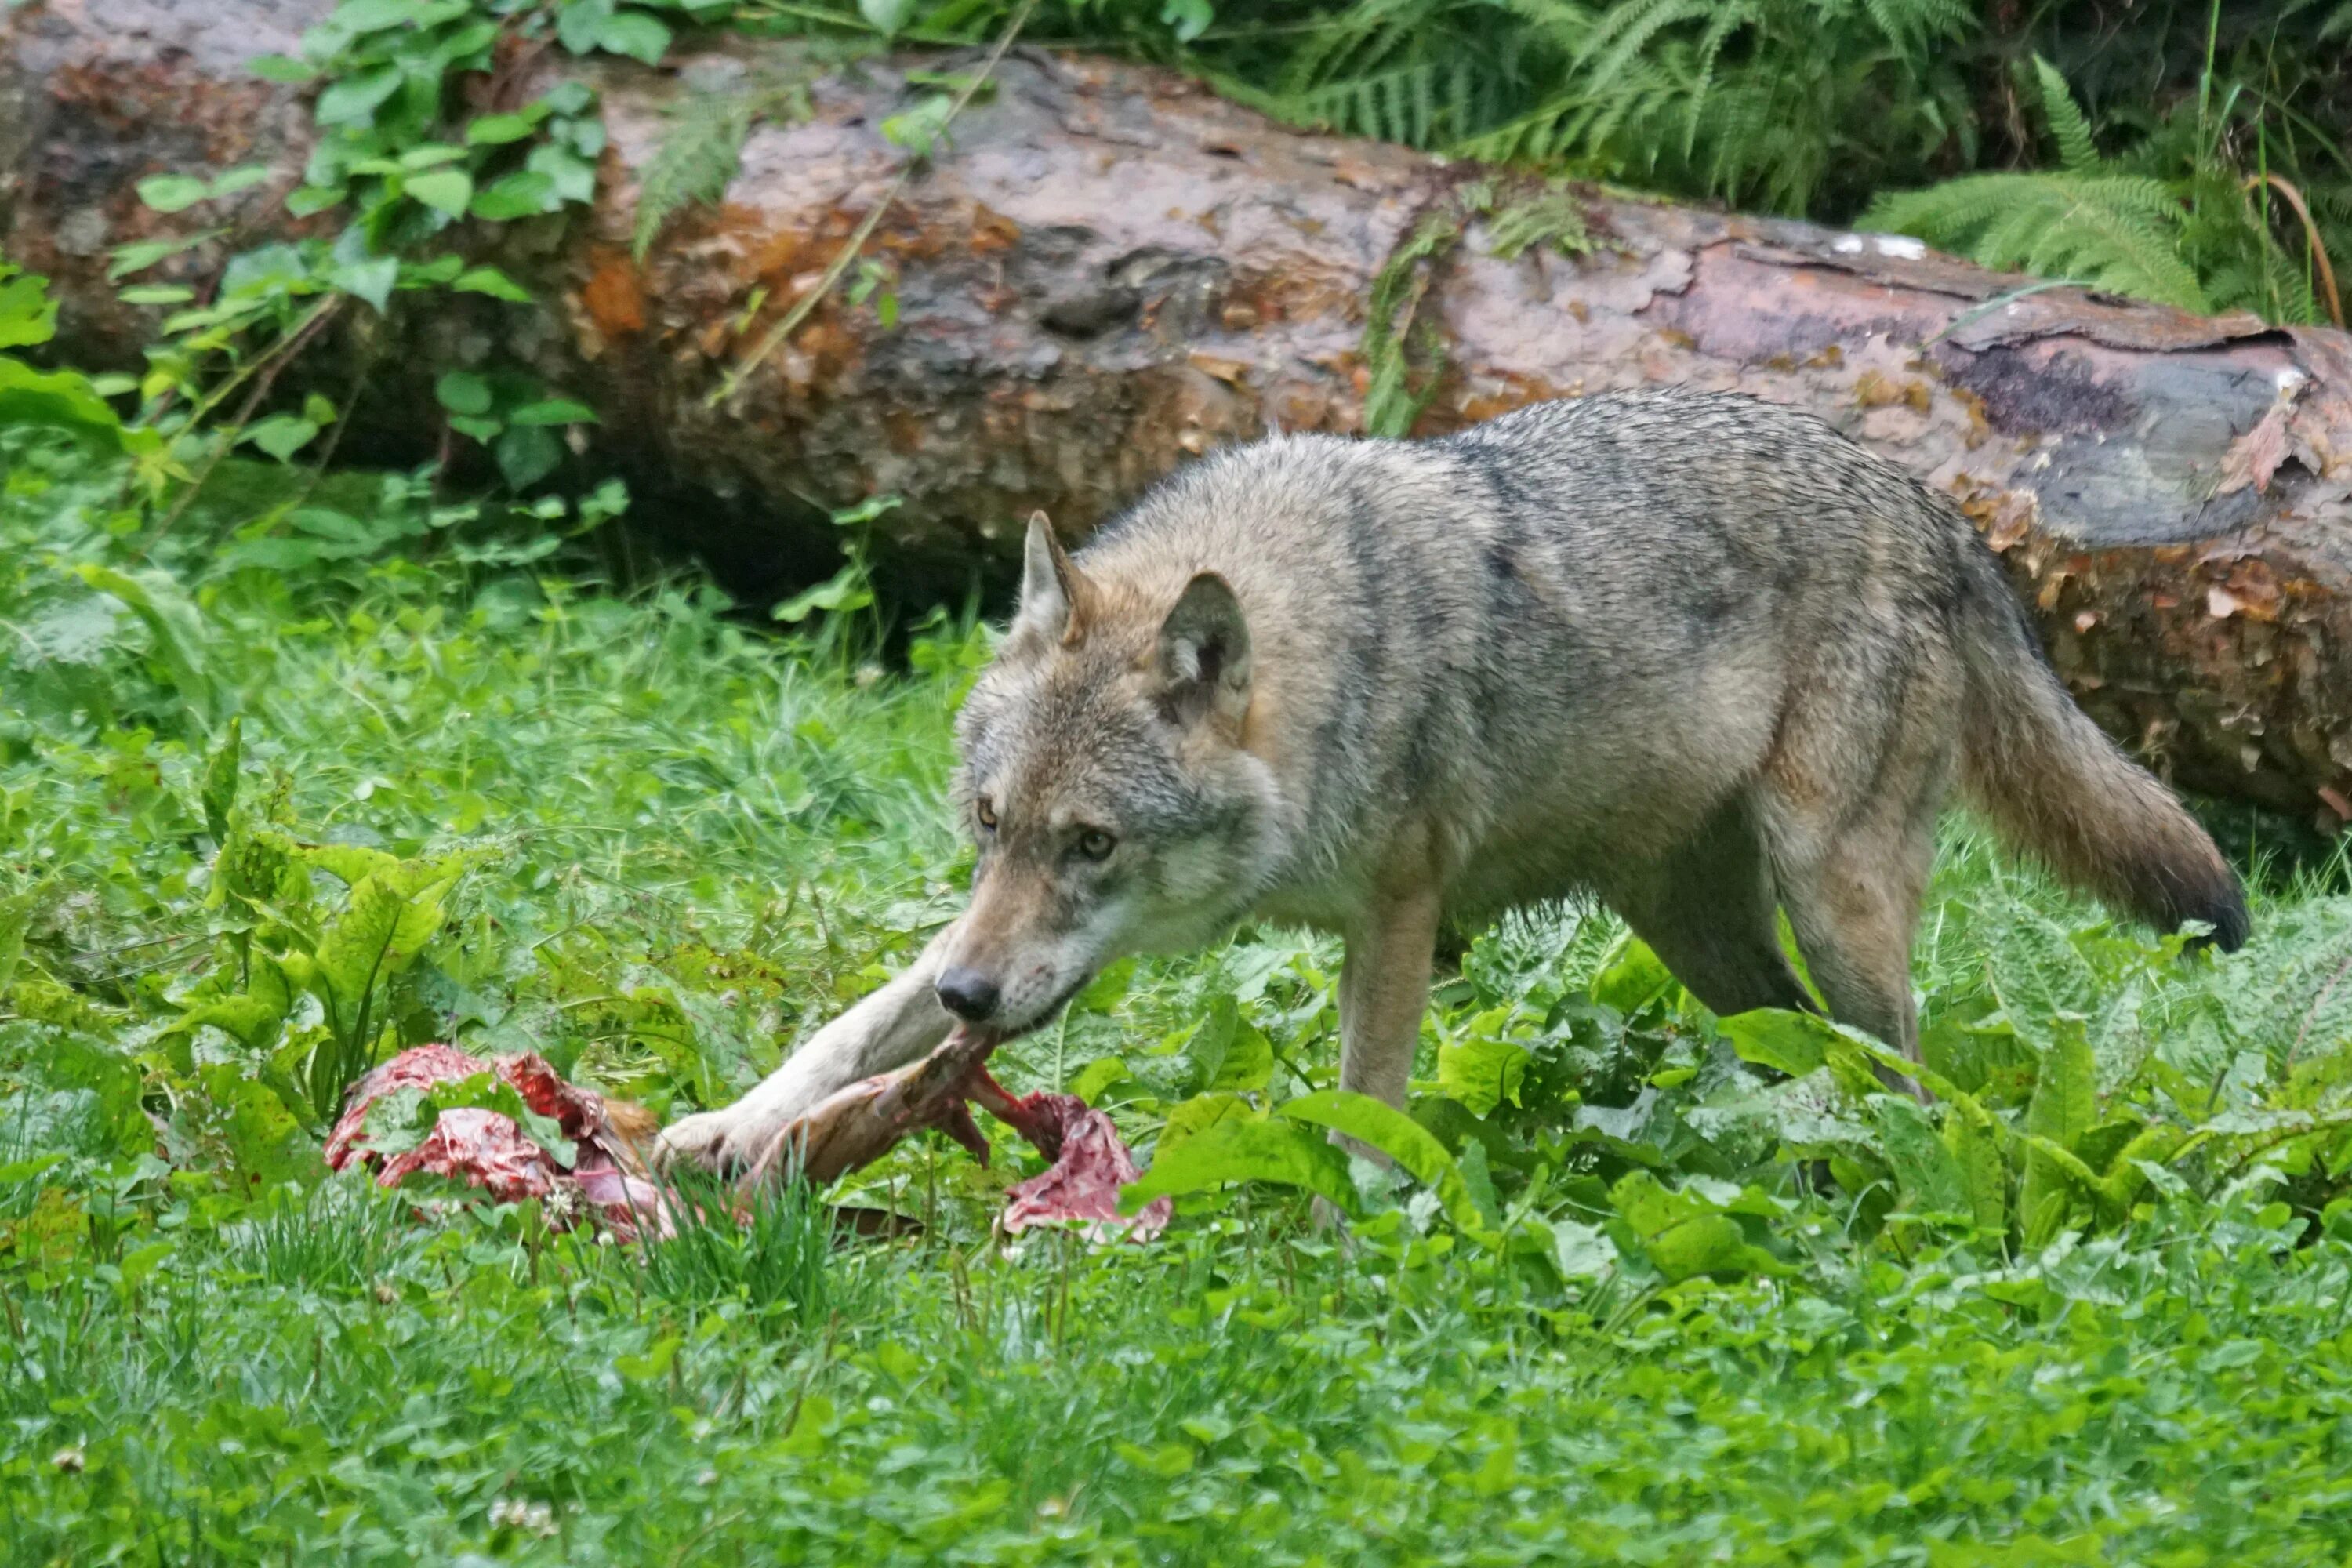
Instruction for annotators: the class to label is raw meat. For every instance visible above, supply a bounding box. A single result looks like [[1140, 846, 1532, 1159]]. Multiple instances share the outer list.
[[325, 1045, 672, 1240]]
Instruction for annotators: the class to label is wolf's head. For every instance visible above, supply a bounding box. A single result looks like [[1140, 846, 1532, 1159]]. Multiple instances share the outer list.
[[935, 514, 1284, 1033]]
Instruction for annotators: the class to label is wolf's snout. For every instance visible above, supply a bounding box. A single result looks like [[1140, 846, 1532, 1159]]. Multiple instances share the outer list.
[[935, 967, 1001, 1023]]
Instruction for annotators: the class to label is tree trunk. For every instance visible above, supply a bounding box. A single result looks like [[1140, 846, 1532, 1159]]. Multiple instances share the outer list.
[[6, 0, 2350, 826]]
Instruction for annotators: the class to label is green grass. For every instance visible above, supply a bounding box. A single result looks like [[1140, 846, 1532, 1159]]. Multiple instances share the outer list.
[[6, 427, 2352, 1563]]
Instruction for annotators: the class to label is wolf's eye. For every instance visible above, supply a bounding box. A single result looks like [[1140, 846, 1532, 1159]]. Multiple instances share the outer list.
[[1076, 828, 1116, 862], [976, 797, 998, 833]]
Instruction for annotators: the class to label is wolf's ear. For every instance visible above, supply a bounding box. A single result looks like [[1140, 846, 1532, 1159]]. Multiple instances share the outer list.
[[1013, 511, 1089, 645], [1156, 572, 1251, 728]]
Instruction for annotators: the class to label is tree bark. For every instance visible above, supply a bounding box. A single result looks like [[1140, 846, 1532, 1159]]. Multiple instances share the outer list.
[[5, 0, 2350, 826]]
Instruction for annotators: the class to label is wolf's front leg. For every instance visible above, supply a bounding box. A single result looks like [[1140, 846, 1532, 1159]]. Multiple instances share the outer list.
[[652, 923, 961, 1176], [1335, 881, 1442, 1133]]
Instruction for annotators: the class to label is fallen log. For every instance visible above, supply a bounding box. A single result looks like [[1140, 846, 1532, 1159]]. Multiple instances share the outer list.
[[5, 1, 2350, 825]]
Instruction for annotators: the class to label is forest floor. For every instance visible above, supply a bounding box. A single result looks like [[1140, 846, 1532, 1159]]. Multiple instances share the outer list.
[[5, 433, 2352, 1563]]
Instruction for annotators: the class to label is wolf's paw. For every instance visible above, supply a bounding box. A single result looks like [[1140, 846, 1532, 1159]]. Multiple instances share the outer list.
[[652, 1104, 788, 1178]]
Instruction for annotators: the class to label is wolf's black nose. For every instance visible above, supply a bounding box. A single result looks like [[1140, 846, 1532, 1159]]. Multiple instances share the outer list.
[[935, 967, 1000, 1022]]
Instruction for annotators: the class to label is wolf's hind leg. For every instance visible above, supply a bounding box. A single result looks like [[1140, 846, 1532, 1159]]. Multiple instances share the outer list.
[[1757, 784, 1941, 1086], [1605, 795, 1810, 1018]]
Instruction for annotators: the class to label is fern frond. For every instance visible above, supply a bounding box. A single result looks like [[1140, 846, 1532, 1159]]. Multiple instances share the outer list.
[[2031, 56, 2099, 175], [1868, 172, 2207, 312], [1861, 0, 1971, 61], [633, 90, 760, 262]]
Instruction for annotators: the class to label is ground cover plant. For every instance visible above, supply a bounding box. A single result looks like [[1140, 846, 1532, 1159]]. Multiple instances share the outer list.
[[7, 1, 2352, 1553], [8, 396, 2352, 1562]]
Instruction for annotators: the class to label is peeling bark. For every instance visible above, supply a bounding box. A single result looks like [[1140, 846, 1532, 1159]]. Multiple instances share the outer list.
[[5, 0, 2350, 825]]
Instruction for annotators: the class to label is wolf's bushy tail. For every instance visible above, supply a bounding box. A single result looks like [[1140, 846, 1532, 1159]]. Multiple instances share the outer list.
[[1956, 556, 2250, 952]]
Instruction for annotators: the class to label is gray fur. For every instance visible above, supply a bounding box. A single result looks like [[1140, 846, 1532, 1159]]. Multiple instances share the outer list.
[[658, 390, 2249, 1171]]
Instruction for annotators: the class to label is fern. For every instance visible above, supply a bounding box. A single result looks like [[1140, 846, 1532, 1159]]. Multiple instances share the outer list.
[[1871, 172, 2210, 311], [1867, 53, 2346, 321], [2031, 55, 2100, 176], [633, 90, 759, 261], [1451, 0, 1973, 216]]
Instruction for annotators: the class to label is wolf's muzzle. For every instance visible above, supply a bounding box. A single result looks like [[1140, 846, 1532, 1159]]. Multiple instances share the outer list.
[[934, 967, 1001, 1023]]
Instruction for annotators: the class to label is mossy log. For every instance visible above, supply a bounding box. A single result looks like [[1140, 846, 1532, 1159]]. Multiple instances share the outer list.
[[6, 0, 2350, 825]]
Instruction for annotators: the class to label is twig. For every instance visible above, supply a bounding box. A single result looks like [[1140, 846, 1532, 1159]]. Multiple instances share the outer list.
[[291, 339, 378, 510], [2244, 172, 2343, 328], [706, 0, 1035, 409], [137, 295, 345, 557]]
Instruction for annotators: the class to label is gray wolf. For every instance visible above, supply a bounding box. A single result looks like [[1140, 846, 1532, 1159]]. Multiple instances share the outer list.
[[656, 390, 2248, 1171]]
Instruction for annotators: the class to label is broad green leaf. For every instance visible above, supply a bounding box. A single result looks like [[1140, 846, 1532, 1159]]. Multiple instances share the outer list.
[[330, 253, 399, 313], [316, 65, 404, 128], [405, 168, 473, 216], [1438, 1011, 1530, 1115], [109, 230, 222, 279], [249, 53, 317, 83], [470, 170, 558, 220], [771, 564, 871, 623], [1279, 1090, 1494, 1240], [241, 413, 321, 461], [169, 990, 278, 1054], [1719, 1007, 1831, 1076], [0, 888, 34, 1000], [1119, 1113, 1354, 1214], [495, 424, 563, 488], [1177, 996, 1240, 1094], [136, 174, 211, 213], [506, 396, 598, 426], [1161, 0, 1214, 43], [0, 266, 60, 347], [1942, 1093, 2009, 1234], [1152, 1091, 1257, 1160], [74, 565, 215, 717], [1644, 1212, 1774, 1283], [2026, 1018, 2097, 1152], [434, 370, 492, 416], [221, 243, 309, 299], [1871, 1094, 1968, 1215], [1592, 936, 1675, 1014], [335, 0, 427, 32], [195, 1065, 320, 1189], [285, 185, 347, 217], [466, 112, 543, 146], [200, 717, 242, 840], [1608, 1170, 1784, 1281], [595, 10, 671, 64], [525, 143, 597, 205], [2018, 1019, 2098, 1246], [210, 165, 275, 200], [557, 0, 617, 53], [294, 840, 402, 889], [1069, 1057, 1132, 1104], [1207, 1014, 1272, 1094], [0, 359, 146, 453], [310, 872, 452, 1034], [1548, 1216, 1618, 1281], [452, 265, 533, 301]]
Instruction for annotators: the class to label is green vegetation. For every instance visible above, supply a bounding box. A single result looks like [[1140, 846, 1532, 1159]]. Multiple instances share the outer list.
[[9, 0, 2352, 1558], [735, 0, 2352, 324], [8, 390, 2352, 1556]]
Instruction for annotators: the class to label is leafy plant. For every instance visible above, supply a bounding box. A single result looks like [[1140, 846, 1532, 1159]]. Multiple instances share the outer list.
[[0, 263, 163, 479], [1870, 50, 2349, 322]]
